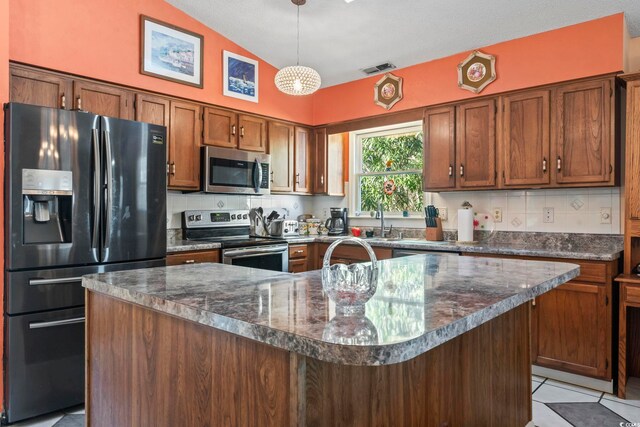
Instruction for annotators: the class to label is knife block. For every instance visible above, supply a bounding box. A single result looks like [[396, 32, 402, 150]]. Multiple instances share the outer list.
[[425, 218, 444, 241]]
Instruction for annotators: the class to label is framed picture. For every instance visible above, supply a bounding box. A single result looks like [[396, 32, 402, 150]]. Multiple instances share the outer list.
[[140, 15, 203, 88], [374, 73, 403, 110], [457, 50, 496, 94], [223, 51, 259, 103]]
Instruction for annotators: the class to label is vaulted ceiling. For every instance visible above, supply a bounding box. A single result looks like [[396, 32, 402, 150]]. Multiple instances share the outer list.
[[167, 0, 640, 88]]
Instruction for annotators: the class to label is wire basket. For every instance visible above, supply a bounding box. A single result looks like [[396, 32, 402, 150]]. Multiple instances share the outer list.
[[322, 237, 379, 315]]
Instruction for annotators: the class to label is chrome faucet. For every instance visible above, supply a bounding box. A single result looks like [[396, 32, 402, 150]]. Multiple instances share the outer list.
[[377, 202, 392, 238]]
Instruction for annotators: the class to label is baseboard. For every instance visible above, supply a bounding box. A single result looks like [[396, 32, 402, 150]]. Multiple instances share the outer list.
[[532, 365, 614, 394]]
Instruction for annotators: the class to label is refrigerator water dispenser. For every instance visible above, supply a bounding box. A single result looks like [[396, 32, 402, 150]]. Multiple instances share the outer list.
[[22, 168, 72, 244]]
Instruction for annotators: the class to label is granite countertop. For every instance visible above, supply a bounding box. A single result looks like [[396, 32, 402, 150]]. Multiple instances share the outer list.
[[167, 233, 623, 261], [83, 255, 579, 365]]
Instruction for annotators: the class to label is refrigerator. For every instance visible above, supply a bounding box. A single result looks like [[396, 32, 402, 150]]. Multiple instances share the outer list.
[[3, 103, 167, 423]]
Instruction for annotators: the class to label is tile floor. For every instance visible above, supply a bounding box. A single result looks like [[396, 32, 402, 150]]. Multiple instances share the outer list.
[[11, 376, 640, 426]]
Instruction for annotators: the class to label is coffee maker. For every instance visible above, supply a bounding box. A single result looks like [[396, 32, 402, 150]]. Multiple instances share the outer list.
[[325, 208, 348, 236]]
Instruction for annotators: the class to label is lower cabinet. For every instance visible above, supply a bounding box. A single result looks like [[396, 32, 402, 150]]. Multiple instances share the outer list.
[[465, 253, 617, 381], [166, 250, 220, 266], [315, 243, 392, 269], [289, 244, 310, 273]]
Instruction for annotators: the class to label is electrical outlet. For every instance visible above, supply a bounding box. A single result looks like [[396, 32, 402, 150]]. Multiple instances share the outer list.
[[493, 208, 503, 223], [543, 207, 554, 223], [438, 207, 448, 221], [600, 207, 612, 224]]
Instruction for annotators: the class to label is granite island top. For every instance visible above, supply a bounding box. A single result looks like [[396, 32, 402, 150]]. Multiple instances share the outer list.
[[167, 232, 623, 261], [83, 254, 579, 365]]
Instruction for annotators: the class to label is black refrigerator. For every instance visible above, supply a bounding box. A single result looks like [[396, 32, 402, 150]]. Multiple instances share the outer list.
[[3, 103, 167, 423]]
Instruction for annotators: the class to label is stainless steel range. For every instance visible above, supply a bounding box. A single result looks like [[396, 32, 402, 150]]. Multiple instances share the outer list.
[[182, 210, 289, 272]]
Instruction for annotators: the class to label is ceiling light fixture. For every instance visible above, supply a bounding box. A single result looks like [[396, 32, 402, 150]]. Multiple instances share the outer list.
[[275, 0, 321, 96]]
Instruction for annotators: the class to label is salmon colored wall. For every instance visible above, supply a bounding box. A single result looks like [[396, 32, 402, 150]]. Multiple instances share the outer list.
[[629, 37, 640, 72], [0, 0, 8, 410], [9, 0, 314, 124], [312, 14, 625, 125]]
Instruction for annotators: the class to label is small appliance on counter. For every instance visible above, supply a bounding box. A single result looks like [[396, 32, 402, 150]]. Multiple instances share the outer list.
[[268, 219, 299, 238], [325, 208, 349, 236]]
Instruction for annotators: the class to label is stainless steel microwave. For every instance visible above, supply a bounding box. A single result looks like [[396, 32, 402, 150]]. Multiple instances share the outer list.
[[202, 146, 270, 195]]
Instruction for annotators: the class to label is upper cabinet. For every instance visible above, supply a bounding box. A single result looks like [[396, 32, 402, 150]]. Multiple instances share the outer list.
[[553, 79, 613, 185], [313, 128, 328, 194], [268, 121, 294, 192], [456, 98, 497, 188], [73, 81, 134, 120], [10, 65, 72, 109], [313, 129, 345, 196], [423, 106, 456, 190], [502, 90, 550, 187], [294, 127, 312, 193], [203, 107, 267, 152], [168, 101, 201, 190]]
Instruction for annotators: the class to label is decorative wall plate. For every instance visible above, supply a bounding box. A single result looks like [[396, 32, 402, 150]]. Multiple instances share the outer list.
[[374, 73, 403, 110], [457, 50, 496, 94]]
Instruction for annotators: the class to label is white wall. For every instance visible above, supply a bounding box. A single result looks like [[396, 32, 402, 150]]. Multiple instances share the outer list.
[[312, 187, 622, 234], [167, 191, 313, 229]]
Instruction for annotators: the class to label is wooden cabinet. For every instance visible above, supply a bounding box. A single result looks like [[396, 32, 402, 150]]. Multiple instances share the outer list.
[[166, 249, 220, 266], [294, 127, 312, 193], [73, 80, 134, 120], [10, 65, 72, 109], [238, 114, 267, 152], [326, 134, 345, 196], [289, 244, 310, 273], [135, 93, 170, 129], [456, 98, 497, 188], [203, 108, 266, 152], [315, 243, 392, 269], [313, 128, 328, 193], [626, 78, 640, 224], [502, 90, 551, 186], [268, 121, 294, 192], [553, 79, 613, 185], [168, 101, 201, 190], [423, 106, 456, 190]]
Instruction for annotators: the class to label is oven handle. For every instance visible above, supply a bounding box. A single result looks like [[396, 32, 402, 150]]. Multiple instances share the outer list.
[[224, 245, 288, 259]]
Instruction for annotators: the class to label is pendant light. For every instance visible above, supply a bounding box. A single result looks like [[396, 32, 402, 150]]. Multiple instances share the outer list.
[[275, 0, 321, 96]]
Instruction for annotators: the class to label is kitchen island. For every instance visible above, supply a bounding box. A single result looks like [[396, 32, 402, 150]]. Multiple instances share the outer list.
[[83, 254, 579, 426]]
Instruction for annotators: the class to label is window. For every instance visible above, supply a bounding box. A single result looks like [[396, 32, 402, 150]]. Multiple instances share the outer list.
[[350, 121, 423, 215]]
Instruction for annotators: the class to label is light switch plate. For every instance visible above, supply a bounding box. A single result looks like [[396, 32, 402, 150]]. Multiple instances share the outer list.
[[543, 207, 554, 223]]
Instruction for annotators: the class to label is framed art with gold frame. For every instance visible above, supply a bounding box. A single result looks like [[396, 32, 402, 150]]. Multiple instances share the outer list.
[[374, 73, 403, 110], [457, 50, 496, 94]]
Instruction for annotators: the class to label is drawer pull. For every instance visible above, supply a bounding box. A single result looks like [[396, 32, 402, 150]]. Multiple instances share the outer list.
[[295, 250, 304, 254], [30, 317, 85, 329], [184, 259, 196, 264]]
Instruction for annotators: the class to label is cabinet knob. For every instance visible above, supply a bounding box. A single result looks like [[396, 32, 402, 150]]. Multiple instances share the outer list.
[[542, 158, 547, 172], [557, 156, 562, 171], [448, 165, 453, 177], [459, 165, 464, 177], [231, 124, 236, 136]]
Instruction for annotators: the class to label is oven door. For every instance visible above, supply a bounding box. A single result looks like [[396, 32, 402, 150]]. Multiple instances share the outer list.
[[222, 244, 288, 272], [203, 146, 270, 195]]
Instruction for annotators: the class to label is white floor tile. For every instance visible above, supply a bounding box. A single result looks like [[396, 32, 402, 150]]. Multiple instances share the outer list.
[[12, 413, 63, 427], [544, 379, 603, 397], [533, 384, 600, 403], [603, 377, 640, 408], [600, 399, 640, 422], [532, 401, 573, 427]]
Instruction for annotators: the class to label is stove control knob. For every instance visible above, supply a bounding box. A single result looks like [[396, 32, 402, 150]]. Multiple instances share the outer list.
[[188, 215, 195, 221], [231, 214, 236, 220], [195, 215, 202, 221], [295, 228, 299, 232], [284, 229, 289, 233], [242, 214, 248, 219]]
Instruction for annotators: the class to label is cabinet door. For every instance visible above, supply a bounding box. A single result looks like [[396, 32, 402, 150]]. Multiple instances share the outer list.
[[10, 66, 72, 109], [313, 128, 328, 194], [203, 107, 238, 148], [456, 99, 496, 188], [327, 133, 345, 196], [626, 80, 640, 221], [503, 90, 550, 186], [238, 114, 267, 152], [268, 121, 294, 192], [423, 106, 456, 190], [168, 101, 201, 190], [294, 127, 312, 193], [531, 281, 610, 379], [135, 93, 170, 127], [73, 81, 134, 120], [554, 79, 612, 184]]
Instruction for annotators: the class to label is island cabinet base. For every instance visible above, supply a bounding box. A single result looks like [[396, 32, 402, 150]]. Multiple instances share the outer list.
[[86, 291, 532, 427]]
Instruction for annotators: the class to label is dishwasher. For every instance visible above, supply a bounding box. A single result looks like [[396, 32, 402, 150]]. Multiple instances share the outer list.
[[392, 248, 461, 258]]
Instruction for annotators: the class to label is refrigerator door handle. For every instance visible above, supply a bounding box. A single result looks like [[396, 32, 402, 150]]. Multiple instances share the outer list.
[[29, 317, 85, 329], [103, 130, 114, 254], [92, 129, 101, 250]]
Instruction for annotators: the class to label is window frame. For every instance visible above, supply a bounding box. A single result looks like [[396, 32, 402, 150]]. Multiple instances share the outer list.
[[349, 121, 424, 217]]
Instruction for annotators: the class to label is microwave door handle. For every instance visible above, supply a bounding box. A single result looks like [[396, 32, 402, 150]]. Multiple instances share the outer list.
[[103, 130, 114, 254], [92, 129, 101, 250], [253, 158, 261, 193]]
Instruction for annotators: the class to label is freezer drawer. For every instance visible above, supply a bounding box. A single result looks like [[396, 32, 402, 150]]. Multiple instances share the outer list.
[[4, 306, 85, 423], [5, 259, 166, 315]]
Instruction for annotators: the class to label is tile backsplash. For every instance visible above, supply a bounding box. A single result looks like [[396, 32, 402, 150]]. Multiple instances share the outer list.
[[166, 191, 312, 229], [430, 187, 621, 234]]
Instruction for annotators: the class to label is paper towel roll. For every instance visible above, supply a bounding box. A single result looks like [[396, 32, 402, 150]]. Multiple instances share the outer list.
[[458, 209, 474, 242]]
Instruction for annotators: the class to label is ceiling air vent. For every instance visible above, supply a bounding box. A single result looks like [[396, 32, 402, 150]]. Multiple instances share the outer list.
[[361, 62, 396, 75]]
